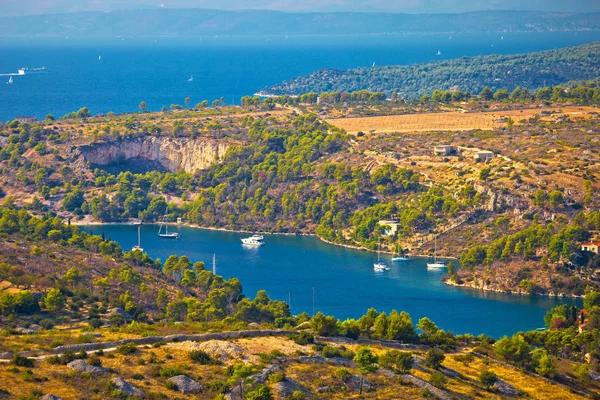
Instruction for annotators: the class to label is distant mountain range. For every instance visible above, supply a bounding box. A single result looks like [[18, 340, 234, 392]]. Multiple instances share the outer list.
[[1, 9, 600, 37], [260, 41, 600, 98]]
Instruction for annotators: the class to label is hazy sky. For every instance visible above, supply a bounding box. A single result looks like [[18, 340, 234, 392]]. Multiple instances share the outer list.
[[3, 0, 600, 16]]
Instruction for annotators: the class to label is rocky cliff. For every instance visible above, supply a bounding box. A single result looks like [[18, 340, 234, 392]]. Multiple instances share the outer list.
[[75, 137, 231, 173]]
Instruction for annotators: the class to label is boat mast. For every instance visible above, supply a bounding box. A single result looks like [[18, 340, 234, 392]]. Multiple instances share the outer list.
[[138, 225, 141, 247], [212, 254, 216, 275], [312, 287, 315, 316], [434, 235, 437, 263]]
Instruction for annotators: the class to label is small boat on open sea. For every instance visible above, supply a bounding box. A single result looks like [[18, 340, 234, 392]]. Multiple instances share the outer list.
[[7, 76, 13, 84], [158, 214, 180, 239]]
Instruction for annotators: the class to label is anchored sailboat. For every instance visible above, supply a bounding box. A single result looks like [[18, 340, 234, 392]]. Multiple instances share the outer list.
[[132, 225, 143, 252], [374, 238, 390, 271], [427, 235, 446, 269], [158, 213, 180, 239]]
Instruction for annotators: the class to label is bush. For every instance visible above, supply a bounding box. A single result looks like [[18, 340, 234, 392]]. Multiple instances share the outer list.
[[425, 348, 445, 370], [116, 342, 137, 355], [429, 372, 447, 389], [75, 334, 95, 344], [88, 356, 102, 367], [340, 349, 356, 360], [206, 380, 230, 394], [455, 353, 474, 366], [89, 318, 103, 329], [189, 350, 217, 365], [257, 350, 284, 364], [290, 332, 314, 345], [335, 368, 351, 382], [268, 371, 285, 383], [379, 350, 413, 373], [291, 391, 306, 399], [39, 319, 55, 330], [322, 346, 341, 358], [109, 314, 126, 327], [132, 373, 145, 380], [480, 370, 498, 389], [245, 384, 273, 400], [12, 354, 34, 368], [165, 381, 178, 391]]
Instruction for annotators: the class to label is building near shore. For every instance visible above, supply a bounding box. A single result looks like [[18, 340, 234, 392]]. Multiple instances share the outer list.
[[379, 220, 401, 236], [581, 241, 600, 254]]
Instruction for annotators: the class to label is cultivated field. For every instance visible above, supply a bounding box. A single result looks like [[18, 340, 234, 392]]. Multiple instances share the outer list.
[[326, 106, 598, 133]]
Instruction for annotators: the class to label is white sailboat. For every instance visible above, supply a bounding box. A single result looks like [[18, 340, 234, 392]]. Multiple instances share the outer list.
[[7, 76, 13, 84], [132, 225, 143, 252], [188, 75, 193, 82], [427, 235, 446, 269], [436, 50, 442, 56], [158, 213, 180, 239], [374, 238, 390, 271]]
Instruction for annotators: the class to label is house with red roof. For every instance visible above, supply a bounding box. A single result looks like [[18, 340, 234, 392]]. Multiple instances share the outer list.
[[581, 242, 600, 255]]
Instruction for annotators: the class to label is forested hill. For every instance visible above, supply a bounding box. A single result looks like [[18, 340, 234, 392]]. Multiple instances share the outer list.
[[0, 9, 600, 37], [261, 41, 600, 99]]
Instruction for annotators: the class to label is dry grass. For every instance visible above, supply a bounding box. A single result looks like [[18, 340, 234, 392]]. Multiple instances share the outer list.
[[445, 353, 587, 400], [326, 106, 597, 133]]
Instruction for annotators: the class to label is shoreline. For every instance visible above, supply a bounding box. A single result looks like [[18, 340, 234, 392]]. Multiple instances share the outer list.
[[71, 217, 457, 259], [443, 278, 584, 299]]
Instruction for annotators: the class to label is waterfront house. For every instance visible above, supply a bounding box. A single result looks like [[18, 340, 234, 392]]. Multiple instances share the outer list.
[[379, 220, 401, 236], [15, 116, 36, 123], [581, 242, 600, 255], [433, 145, 456, 156], [474, 150, 495, 162]]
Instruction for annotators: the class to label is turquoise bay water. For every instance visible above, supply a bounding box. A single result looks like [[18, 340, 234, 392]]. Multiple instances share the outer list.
[[1, 32, 600, 121], [82, 224, 580, 338]]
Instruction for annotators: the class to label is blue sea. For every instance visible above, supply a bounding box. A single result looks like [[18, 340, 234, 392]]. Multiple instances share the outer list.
[[82, 225, 581, 338], [1, 32, 600, 121]]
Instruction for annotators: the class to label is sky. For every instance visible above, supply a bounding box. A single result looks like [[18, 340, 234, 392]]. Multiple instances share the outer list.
[[2, 0, 600, 16]]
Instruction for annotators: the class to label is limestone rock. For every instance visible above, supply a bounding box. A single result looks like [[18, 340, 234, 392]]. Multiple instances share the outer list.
[[249, 364, 283, 384], [110, 377, 145, 398], [67, 359, 109, 374], [76, 137, 229, 174], [40, 395, 63, 400], [167, 375, 202, 394], [107, 307, 133, 322], [493, 379, 519, 397], [273, 377, 311, 399], [589, 370, 600, 382]]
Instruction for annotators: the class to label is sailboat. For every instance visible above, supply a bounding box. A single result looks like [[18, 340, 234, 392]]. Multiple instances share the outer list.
[[427, 235, 446, 269], [158, 213, 180, 239], [436, 50, 442, 56], [188, 75, 193, 82], [392, 243, 409, 262], [132, 225, 143, 252], [7, 76, 13, 85], [374, 238, 390, 271]]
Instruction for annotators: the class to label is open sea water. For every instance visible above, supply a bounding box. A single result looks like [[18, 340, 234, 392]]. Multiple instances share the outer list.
[[1, 31, 600, 121]]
